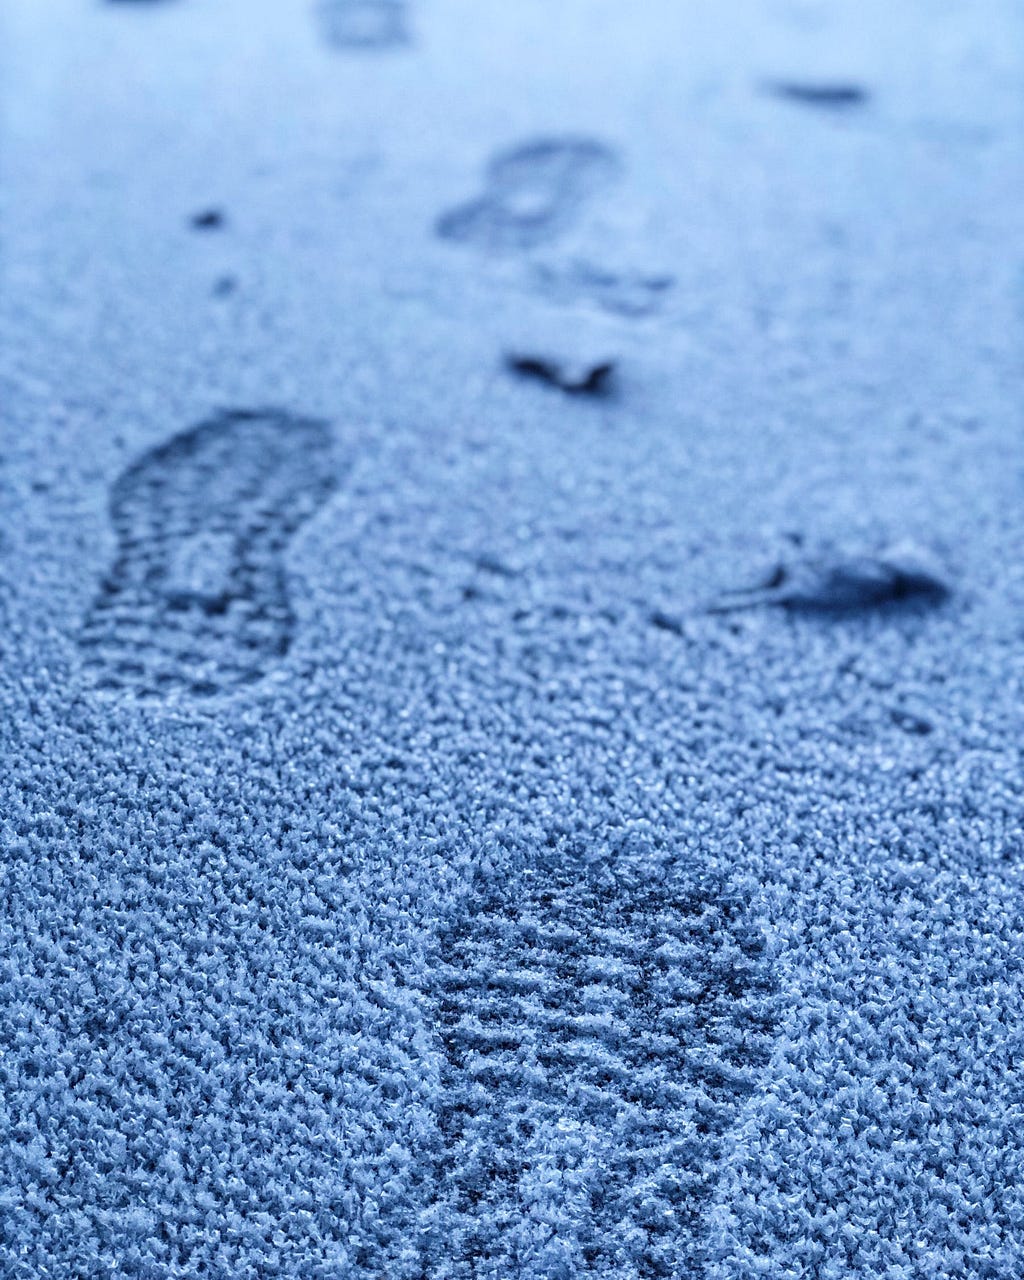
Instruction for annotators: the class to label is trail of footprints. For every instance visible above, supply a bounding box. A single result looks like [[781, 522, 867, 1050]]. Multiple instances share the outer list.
[[78, 410, 337, 699], [423, 853, 778, 1277], [81, 21, 790, 1275]]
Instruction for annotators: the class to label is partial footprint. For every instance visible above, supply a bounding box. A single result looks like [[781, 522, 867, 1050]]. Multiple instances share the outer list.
[[437, 138, 621, 253], [708, 541, 952, 615], [421, 850, 777, 1276], [533, 258, 675, 318], [79, 409, 337, 698], [316, 0, 408, 50]]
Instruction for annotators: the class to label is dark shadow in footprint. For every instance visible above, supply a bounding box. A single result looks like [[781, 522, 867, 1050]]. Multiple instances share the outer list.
[[764, 80, 869, 109], [316, 0, 408, 49], [421, 848, 778, 1276], [189, 209, 225, 231], [890, 706, 934, 736], [437, 138, 621, 253], [506, 352, 616, 397], [79, 409, 338, 698]]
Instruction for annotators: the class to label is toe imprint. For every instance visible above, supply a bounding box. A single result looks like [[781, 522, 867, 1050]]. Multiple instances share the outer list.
[[78, 409, 338, 699], [422, 852, 778, 1276], [437, 138, 621, 253]]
